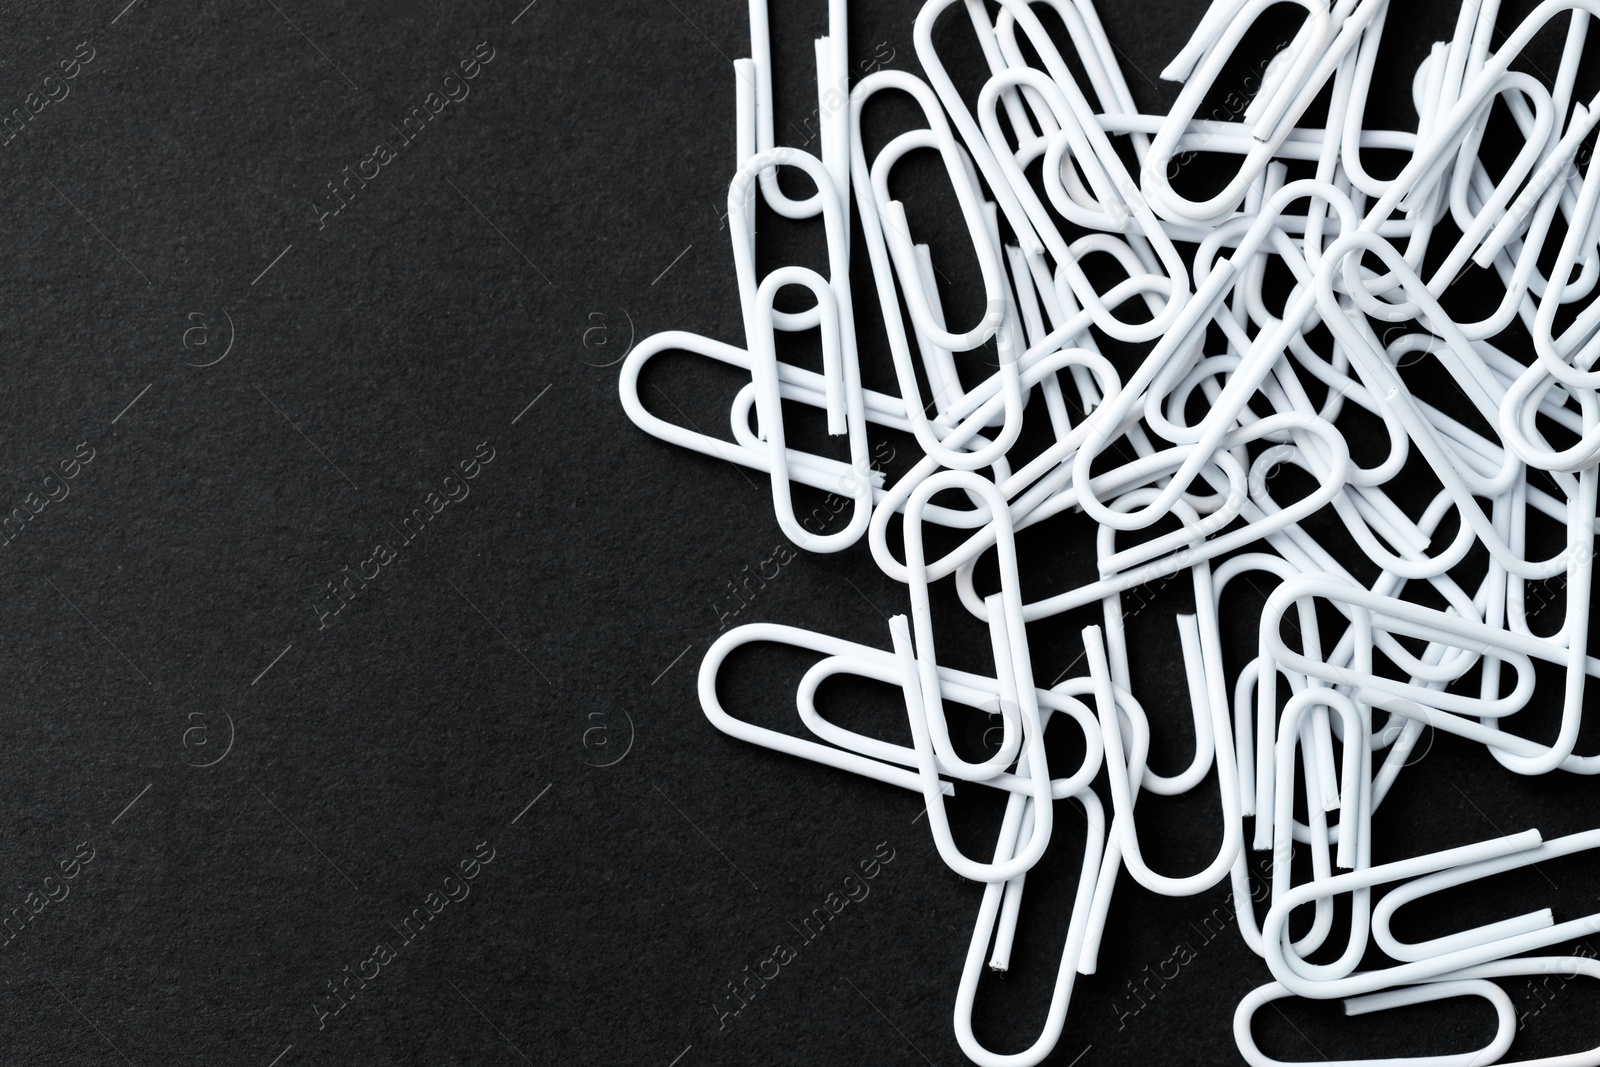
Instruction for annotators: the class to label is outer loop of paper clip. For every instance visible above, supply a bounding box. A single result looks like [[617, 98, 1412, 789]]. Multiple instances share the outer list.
[[913, 0, 1183, 343], [1435, 957, 1600, 1065], [1234, 979, 1516, 1067], [1265, 598, 1537, 725], [1265, 690, 1373, 986], [620, 330, 891, 515], [747, 265, 873, 553], [1095, 506, 1220, 796], [1141, 0, 1336, 222], [1264, 573, 1600, 776], [1530, 134, 1600, 388], [1266, 833, 1600, 1001], [1337, 4, 1434, 202], [972, 66, 1190, 331], [1332, 236, 1540, 485], [1256, 827, 1600, 1000], [867, 128, 1008, 354], [953, 789, 1105, 1067], [698, 621, 953, 797], [723, 378, 1013, 529], [1363, 0, 1600, 231], [1318, 233, 1579, 581], [1502, 352, 1600, 473], [1071, 180, 1358, 534], [961, 414, 1350, 625], [795, 652, 1103, 799], [1427, 70, 1558, 300], [849, 72, 1025, 472], [1086, 619, 1245, 897], [1444, 78, 1586, 325], [902, 473, 1045, 764], [850, 70, 1006, 351], [891, 612, 1054, 883]]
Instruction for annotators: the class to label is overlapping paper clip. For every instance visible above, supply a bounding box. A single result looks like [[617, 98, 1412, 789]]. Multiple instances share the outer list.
[[620, 1, 1600, 1063]]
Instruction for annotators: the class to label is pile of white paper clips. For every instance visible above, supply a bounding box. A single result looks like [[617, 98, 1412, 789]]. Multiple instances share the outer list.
[[619, 0, 1600, 1062]]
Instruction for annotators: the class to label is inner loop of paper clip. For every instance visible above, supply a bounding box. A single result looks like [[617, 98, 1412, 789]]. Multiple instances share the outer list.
[[1369, 827, 1600, 964]]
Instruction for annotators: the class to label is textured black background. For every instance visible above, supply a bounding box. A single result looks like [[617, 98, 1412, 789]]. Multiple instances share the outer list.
[[2, 0, 1598, 1064]]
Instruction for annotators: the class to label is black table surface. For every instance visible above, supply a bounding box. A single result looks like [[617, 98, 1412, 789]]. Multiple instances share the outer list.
[[3, 0, 1597, 1063]]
